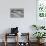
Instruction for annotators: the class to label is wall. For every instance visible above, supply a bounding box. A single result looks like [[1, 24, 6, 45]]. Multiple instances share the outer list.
[[0, 0, 36, 42]]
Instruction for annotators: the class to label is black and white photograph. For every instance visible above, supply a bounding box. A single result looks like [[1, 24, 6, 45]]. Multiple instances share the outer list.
[[10, 8, 24, 18]]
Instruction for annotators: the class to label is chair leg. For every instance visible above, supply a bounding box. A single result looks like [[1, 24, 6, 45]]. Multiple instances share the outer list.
[[15, 33, 18, 46], [4, 33, 7, 46], [4, 41, 7, 46], [16, 34, 18, 46]]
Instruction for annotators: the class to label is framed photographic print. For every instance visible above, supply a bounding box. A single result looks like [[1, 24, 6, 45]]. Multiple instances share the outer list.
[[10, 8, 24, 18]]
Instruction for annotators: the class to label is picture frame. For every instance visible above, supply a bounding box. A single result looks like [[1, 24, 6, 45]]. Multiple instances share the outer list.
[[10, 8, 24, 18]]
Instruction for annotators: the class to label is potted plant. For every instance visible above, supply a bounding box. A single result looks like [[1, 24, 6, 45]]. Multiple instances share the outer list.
[[33, 32, 46, 43]]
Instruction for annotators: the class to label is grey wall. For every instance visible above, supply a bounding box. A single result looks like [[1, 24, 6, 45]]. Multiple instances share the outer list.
[[0, 0, 36, 42]]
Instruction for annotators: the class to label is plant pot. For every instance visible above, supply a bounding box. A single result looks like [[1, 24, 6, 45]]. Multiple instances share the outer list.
[[37, 39, 45, 44], [37, 39, 40, 43]]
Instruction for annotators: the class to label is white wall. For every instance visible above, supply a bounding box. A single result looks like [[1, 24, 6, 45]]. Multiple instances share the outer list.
[[0, 0, 36, 42]]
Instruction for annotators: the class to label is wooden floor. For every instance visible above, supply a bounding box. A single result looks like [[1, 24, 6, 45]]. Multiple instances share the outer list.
[[0, 42, 46, 46]]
